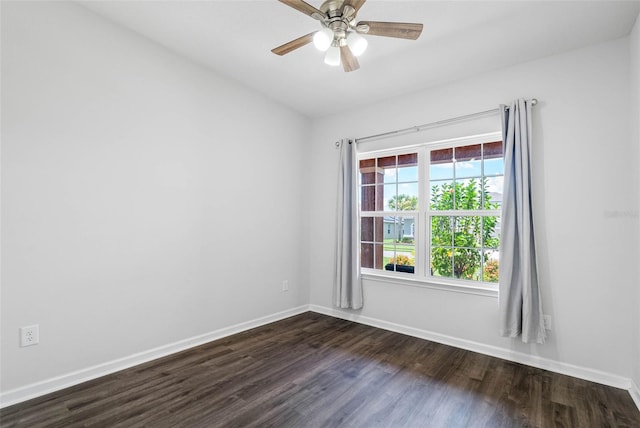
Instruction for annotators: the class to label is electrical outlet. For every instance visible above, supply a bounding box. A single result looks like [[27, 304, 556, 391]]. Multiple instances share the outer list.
[[20, 325, 39, 347], [282, 280, 289, 292], [543, 315, 552, 331]]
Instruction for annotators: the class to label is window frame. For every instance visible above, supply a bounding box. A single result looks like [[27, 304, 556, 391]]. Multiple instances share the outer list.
[[357, 132, 502, 297]]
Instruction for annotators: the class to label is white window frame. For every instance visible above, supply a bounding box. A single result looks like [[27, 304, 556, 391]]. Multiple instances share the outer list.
[[357, 132, 502, 298]]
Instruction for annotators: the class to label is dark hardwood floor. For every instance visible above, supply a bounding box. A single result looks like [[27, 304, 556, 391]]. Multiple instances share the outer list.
[[2, 312, 639, 427]]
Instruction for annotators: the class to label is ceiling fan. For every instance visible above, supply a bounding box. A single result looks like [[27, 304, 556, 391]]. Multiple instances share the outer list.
[[272, 0, 423, 72]]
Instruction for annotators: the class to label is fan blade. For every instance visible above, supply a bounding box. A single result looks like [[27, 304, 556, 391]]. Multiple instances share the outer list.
[[357, 21, 423, 40], [344, 0, 366, 14], [278, 0, 324, 20], [271, 32, 315, 56], [340, 45, 360, 72]]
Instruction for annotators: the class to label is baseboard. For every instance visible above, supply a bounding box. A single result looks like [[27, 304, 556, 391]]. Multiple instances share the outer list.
[[309, 304, 638, 407], [4, 304, 639, 414], [0, 305, 309, 409]]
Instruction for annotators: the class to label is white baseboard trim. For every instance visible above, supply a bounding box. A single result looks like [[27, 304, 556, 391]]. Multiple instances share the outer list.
[[0, 305, 309, 409], [309, 304, 639, 411], [4, 304, 639, 414]]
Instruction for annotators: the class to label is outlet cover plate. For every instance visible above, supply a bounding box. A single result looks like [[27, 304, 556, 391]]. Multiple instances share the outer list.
[[20, 325, 39, 347]]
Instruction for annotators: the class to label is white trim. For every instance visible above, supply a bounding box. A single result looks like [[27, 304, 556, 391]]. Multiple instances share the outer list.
[[0, 305, 309, 409], [4, 304, 639, 414], [309, 304, 638, 408], [356, 131, 502, 156], [362, 272, 499, 298]]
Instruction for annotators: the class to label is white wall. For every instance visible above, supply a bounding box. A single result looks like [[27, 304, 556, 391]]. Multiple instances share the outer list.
[[1, 1, 310, 394], [2, 0, 638, 408], [631, 12, 640, 393], [309, 37, 637, 382]]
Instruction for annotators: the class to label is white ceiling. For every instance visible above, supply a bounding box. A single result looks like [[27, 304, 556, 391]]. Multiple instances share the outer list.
[[79, 1, 640, 119]]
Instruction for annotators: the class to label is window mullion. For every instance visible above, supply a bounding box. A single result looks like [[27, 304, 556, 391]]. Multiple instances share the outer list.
[[417, 149, 427, 277]]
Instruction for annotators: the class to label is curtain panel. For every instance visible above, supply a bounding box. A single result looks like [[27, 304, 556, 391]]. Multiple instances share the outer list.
[[334, 139, 363, 310], [499, 99, 546, 344]]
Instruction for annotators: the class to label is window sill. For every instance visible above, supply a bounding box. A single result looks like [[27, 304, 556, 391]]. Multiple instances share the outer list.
[[360, 271, 499, 298]]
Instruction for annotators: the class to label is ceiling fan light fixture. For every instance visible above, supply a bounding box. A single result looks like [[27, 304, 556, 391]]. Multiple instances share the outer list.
[[324, 45, 341, 66], [272, 0, 424, 72], [347, 32, 368, 56], [313, 27, 334, 51]]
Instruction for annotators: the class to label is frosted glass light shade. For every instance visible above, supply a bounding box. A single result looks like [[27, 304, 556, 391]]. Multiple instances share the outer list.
[[313, 28, 333, 51], [324, 45, 341, 66], [347, 32, 368, 57]]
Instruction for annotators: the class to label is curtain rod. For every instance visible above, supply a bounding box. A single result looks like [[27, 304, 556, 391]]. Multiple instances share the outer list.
[[353, 98, 537, 144]]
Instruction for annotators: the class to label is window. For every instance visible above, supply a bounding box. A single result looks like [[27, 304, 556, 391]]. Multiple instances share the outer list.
[[358, 134, 503, 290], [360, 153, 418, 274]]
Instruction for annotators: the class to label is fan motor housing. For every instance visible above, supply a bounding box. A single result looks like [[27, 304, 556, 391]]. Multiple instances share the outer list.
[[319, 0, 346, 14], [320, 0, 356, 39]]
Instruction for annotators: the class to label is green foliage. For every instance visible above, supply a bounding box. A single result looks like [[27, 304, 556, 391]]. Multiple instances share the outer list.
[[430, 178, 499, 281], [388, 194, 418, 211]]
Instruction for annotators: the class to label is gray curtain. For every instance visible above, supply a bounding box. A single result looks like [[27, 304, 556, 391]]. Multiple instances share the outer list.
[[334, 139, 363, 309], [499, 99, 546, 344]]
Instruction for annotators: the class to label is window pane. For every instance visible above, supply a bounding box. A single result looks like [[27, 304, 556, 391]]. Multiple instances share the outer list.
[[453, 248, 481, 280], [484, 141, 503, 159], [378, 156, 397, 184], [360, 158, 375, 168], [382, 216, 416, 274], [455, 144, 481, 162], [378, 155, 396, 168], [483, 250, 499, 283], [483, 216, 500, 249], [361, 217, 374, 242], [484, 176, 503, 209], [374, 242, 384, 270], [455, 144, 482, 179], [395, 216, 414, 242], [394, 183, 418, 211], [430, 148, 454, 180], [430, 180, 454, 210], [361, 185, 376, 211], [398, 153, 418, 166], [359, 158, 377, 184], [383, 184, 396, 211], [398, 166, 418, 182], [383, 166, 397, 184], [384, 217, 399, 241], [455, 179, 482, 210], [398, 154, 419, 187], [361, 243, 374, 268], [374, 184, 384, 211], [387, 253, 415, 273], [484, 158, 504, 177], [454, 216, 481, 248], [431, 247, 453, 278], [373, 216, 384, 243], [431, 216, 453, 246]]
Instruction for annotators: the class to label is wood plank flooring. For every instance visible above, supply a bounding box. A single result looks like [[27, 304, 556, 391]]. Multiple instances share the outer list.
[[2, 312, 639, 427]]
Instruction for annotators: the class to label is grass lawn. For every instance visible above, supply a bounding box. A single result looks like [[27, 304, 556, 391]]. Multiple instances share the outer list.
[[383, 239, 415, 254], [383, 238, 416, 267]]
